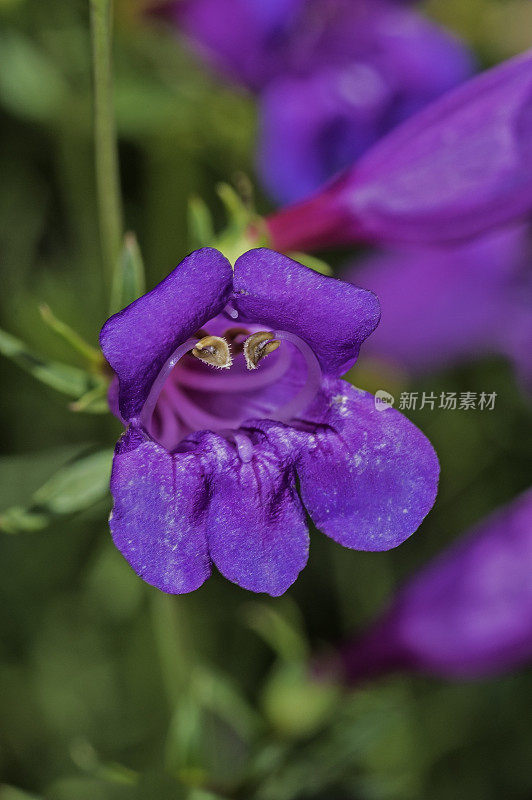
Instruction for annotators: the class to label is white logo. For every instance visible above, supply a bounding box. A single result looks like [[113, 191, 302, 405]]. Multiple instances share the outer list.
[[375, 390, 395, 411]]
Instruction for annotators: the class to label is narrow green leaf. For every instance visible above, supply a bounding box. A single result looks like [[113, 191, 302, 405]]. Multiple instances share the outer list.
[[70, 382, 109, 414], [216, 182, 251, 233], [39, 304, 103, 366], [33, 449, 113, 514], [192, 665, 262, 741], [0, 507, 49, 534], [287, 251, 333, 277], [0, 326, 97, 397], [165, 695, 205, 781], [0, 786, 43, 800], [242, 601, 309, 663], [0, 34, 68, 123], [188, 196, 214, 249], [110, 232, 146, 314], [0, 449, 113, 533]]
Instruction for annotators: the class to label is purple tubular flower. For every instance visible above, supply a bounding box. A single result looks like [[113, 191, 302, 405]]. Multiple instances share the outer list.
[[159, 0, 473, 205], [100, 248, 439, 596], [341, 489, 532, 681], [267, 49, 532, 251], [345, 225, 532, 377], [258, 5, 473, 204]]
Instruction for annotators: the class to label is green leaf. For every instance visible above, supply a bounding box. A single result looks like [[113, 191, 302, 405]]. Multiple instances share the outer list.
[[0, 34, 68, 123], [69, 382, 109, 414], [216, 182, 252, 233], [110, 232, 146, 314], [188, 196, 214, 249], [39, 304, 103, 366], [287, 251, 333, 277], [33, 449, 113, 514], [0, 786, 43, 800], [242, 601, 309, 663], [0, 506, 50, 534], [0, 326, 97, 398], [0, 449, 113, 533], [192, 665, 262, 741]]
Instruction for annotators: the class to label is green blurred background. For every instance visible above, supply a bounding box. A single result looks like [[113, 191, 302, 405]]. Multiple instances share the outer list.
[[1, 1, 532, 798]]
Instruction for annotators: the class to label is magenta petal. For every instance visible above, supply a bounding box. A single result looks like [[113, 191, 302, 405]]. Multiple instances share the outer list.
[[297, 380, 439, 550], [343, 488, 532, 680], [100, 248, 233, 421], [201, 431, 309, 596], [351, 48, 532, 243], [268, 49, 532, 250], [109, 427, 211, 594], [233, 248, 380, 377], [258, 6, 473, 204]]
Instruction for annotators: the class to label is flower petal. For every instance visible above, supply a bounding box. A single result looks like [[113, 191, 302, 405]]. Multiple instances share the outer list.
[[342, 488, 532, 680], [267, 49, 532, 250], [258, 9, 473, 205], [351, 48, 532, 243], [233, 248, 380, 377], [296, 380, 439, 550], [200, 430, 309, 596], [109, 427, 211, 594], [100, 248, 233, 421]]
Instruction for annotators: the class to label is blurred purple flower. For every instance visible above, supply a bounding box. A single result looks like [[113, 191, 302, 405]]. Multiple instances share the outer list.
[[345, 225, 532, 380], [258, 5, 473, 203], [340, 488, 532, 681], [100, 248, 439, 596], [267, 49, 532, 251], [154, 0, 472, 204]]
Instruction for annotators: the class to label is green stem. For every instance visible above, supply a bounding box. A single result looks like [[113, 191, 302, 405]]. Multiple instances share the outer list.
[[89, 0, 123, 289]]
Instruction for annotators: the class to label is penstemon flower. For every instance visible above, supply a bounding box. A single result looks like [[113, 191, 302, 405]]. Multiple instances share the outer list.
[[153, 0, 472, 204], [100, 248, 439, 596], [339, 488, 532, 681], [256, 6, 472, 204], [267, 49, 532, 251]]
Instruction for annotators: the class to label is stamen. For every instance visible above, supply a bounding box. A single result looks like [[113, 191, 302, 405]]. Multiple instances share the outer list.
[[177, 344, 291, 392], [192, 335, 232, 369], [244, 331, 281, 370], [140, 337, 199, 430]]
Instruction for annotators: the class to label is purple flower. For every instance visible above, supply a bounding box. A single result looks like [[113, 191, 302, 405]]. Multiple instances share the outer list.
[[267, 49, 532, 251], [340, 489, 532, 681], [100, 248, 439, 596], [345, 225, 532, 379], [258, 5, 473, 203], [155, 0, 472, 205]]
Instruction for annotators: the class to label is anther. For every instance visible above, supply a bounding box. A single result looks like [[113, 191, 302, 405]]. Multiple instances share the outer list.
[[192, 335, 232, 369], [243, 331, 281, 370]]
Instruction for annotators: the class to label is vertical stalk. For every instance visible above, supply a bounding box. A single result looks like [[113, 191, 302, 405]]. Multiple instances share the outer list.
[[90, 0, 123, 289]]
